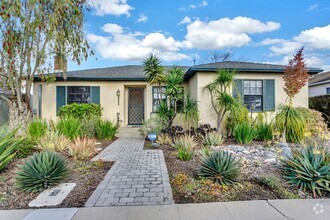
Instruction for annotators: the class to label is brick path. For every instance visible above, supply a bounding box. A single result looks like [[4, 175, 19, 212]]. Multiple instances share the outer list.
[[85, 137, 174, 207]]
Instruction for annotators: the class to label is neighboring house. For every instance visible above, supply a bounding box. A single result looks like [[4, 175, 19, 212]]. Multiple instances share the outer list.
[[33, 61, 322, 128], [0, 89, 9, 126], [309, 71, 330, 97]]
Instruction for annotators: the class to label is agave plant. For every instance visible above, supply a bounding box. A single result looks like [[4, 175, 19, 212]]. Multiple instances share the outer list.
[[67, 137, 97, 160], [203, 132, 223, 147], [15, 151, 68, 192], [156, 134, 173, 146], [281, 146, 330, 197], [37, 130, 71, 152], [199, 151, 240, 185]]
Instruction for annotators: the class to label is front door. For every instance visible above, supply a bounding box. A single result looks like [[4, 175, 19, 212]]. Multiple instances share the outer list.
[[128, 88, 144, 125]]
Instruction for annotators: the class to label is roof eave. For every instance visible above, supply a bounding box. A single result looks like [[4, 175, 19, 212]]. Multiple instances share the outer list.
[[34, 77, 147, 82]]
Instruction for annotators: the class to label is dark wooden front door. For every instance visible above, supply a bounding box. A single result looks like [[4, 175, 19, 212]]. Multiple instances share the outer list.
[[128, 88, 144, 125]]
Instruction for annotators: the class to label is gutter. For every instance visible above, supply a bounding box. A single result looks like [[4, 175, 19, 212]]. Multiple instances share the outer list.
[[309, 80, 330, 87]]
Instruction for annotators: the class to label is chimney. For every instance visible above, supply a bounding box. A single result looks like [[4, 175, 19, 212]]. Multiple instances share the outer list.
[[54, 54, 67, 73]]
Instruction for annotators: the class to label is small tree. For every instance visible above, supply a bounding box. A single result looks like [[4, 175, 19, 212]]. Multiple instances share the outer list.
[[203, 69, 237, 134], [278, 47, 309, 143], [143, 54, 166, 100]]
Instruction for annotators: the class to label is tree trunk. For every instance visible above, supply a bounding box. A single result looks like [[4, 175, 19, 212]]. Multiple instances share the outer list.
[[6, 97, 32, 133], [217, 114, 222, 134]]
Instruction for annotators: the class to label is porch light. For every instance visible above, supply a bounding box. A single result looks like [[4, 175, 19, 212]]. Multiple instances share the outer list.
[[117, 89, 120, 105]]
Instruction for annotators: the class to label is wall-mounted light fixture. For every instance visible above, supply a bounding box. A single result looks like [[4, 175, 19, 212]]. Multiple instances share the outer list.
[[116, 89, 120, 106]]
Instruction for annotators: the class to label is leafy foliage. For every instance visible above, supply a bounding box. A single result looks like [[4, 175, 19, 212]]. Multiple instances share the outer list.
[[15, 138, 36, 159], [256, 122, 273, 141], [143, 54, 166, 89], [226, 100, 249, 135], [281, 146, 330, 197], [180, 95, 199, 129], [199, 151, 240, 185], [309, 95, 330, 127], [57, 117, 82, 140], [234, 122, 256, 144], [0, 124, 9, 140], [95, 119, 118, 140], [67, 137, 97, 160], [139, 116, 168, 136], [15, 151, 68, 192], [58, 103, 102, 119], [203, 132, 223, 147], [27, 119, 48, 141], [37, 130, 71, 152]]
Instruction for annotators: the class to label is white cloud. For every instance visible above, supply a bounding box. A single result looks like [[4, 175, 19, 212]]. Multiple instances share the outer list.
[[88, 0, 134, 17], [308, 4, 319, 11], [182, 17, 280, 50], [178, 16, 192, 25], [179, 1, 208, 11], [137, 14, 148, 23], [87, 23, 189, 61], [200, 1, 208, 7]]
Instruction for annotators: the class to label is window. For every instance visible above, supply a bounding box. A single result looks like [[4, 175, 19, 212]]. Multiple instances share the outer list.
[[152, 86, 166, 112], [243, 80, 263, 111], [67, 86, 91, 104], [327, 87, 330, 95]]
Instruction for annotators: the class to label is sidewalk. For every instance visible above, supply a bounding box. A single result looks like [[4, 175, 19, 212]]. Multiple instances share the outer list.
[[1, 199, 330, 220]]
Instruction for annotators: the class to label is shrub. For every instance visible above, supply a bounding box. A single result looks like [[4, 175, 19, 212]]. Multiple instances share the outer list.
[[95, 119, 118, 140], [309, 95, 330, 127], [281, 146, 330, 197], [15, 139, 35, 159], [234, 122, 256, 144], [180, 96, 199, 129], [80, 117, 98, 138], [177, 146, 194, 161], [37, 130, 71, 152], [256, 122, 273, 141], [139, 116, 167, 136], [15, 151, 68, 192], [227, 101, 249, 135], [58, 103, 102, 119], [67, 137, 97, 160], [203, 132, 223, 147], [304, 108, 328, 139], [172, 135, 197, 161], [156, 134, 173, 146], [57, 117, 82, 140], [0, 128, 25, 171], [27, 119, 48, 140], [199, 151, 240, 185]]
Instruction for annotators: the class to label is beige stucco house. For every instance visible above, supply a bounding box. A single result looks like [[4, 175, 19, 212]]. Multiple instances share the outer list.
[[33, 61, 322, 128], [309, 71, 330, 97]]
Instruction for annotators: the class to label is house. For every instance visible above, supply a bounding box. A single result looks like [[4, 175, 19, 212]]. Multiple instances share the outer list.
[[309, 71, 330, 97], [33, 61, 322, 128], [0, 89, 9, 126]]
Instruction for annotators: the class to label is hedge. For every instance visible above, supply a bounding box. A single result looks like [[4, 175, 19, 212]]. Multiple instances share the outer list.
[[58, 103, 102, 119], [309, 95, 330, 127]]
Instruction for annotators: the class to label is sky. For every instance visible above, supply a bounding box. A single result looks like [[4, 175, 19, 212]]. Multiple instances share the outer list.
[[68, 0, 330, 71]]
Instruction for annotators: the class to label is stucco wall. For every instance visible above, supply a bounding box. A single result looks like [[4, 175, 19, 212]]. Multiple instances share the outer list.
[[196, 72, 309, 128], [309, 83, 330, 97]]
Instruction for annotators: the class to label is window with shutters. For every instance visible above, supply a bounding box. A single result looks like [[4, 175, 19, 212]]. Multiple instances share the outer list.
[[327, 87, 330, 95], [67, 86, 91, 104], [152, 86, 167, 112], [243, 80, 263, 111]]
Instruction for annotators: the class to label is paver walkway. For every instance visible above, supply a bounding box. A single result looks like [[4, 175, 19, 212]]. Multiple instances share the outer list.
[[85, 137, 174, 207]]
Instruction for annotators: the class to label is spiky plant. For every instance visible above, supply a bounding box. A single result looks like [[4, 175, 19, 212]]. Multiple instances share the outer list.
[[281, 146, 330, 197], [95, 119, 118, 140], [37, 130, 71, 152], [156, 134, 173, 146], [27, 119, 48, 141], [234, 122, 256, 144], [172, 135, 198, 149], [15, 151, 68, 192], [67, 137, 97, 160], [203, 132, 223, 147], [199, 151, 240, 185], [57, 117, 82, 140]]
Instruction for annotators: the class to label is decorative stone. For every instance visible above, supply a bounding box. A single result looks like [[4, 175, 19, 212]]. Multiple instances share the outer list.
[[95, 142, 102, 145], [264, 151, 277, 159], [264, 158, 277, 165], [151, 143, 160, 148], [96, 147, 103, 152], [29, 183, 76, 207], [281, 147, 292, 158], [278, 142, 289, 148]]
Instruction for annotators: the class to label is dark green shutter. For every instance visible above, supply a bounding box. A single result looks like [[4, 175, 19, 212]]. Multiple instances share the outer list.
[[91, 86, 100, 104], [264, 79, 275, 111], [56, 86, 66, 115], [233, 79, 243, 100]]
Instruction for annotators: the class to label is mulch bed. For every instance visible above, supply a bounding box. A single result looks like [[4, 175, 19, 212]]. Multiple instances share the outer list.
[[0, 140, 115, 210]]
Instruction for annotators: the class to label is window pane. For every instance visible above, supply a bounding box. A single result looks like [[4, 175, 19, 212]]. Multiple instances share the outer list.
[[256, 81, 262, 87], [67, 86, 91, 104], [244, 95, 263, 111]]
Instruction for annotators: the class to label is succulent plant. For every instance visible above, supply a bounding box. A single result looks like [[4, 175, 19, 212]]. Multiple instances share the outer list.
[[199, 151, 240, 185], [203, 132, 223, 147], [67, 137, 97, 160], [15, 151, 68, 192], [281, 146, 330, 197]]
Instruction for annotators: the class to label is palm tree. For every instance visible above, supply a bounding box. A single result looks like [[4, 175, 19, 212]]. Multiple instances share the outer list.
[[143, 54, 166, 100]]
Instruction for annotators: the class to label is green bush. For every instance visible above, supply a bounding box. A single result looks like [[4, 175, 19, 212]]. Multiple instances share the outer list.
[[0, 128, 25, 171], [199, 151, 240, 185], [227, 101, 249, 135], [80, 117, 98, 138], [177, 147, 194, 161], [15, 139, 35, 159], [27, 119, 48, 140], [281, 146, 330, 197], [309, 95, 330, 127], [15, 151, 68, 192], [95, 119, 118, 140], [57, 117, 82, 140], [58, 103, 102, 119], [256, 122, 273, 141], [234, 122, 256, 144]]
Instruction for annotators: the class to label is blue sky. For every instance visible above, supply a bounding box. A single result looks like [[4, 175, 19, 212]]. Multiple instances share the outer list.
[[69, 0, 330, 71]]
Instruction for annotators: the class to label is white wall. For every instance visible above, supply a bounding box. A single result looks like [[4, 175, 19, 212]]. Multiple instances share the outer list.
[[309, 83, 330, 97]]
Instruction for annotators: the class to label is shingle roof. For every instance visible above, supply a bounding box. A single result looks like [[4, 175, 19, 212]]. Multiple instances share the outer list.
[[35, 65, 190, 81], [309, 71, 330, 86], [185, 61, 323, 80]]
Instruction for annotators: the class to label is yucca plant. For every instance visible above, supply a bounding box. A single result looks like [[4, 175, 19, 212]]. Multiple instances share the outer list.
[[67, 137, 97, 160], [234, 122, 256, 144], [37, 130, 71, 152], [0, 128, 25, 171], [57, 117, 82, 140], [95, 119, 118, 140], [199, 150, 240, 185], [203, 132, 223, 147], [281, 146, 330, 197], [27, 119, 48, 140], [156, 134, 173, 146], [15, 151, 68, 192]]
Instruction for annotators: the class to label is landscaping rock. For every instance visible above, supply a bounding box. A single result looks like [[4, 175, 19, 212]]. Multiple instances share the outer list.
[[264, 158, 277, 165], [264, 151, 277, 159], [281, 147, 292, 158]]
